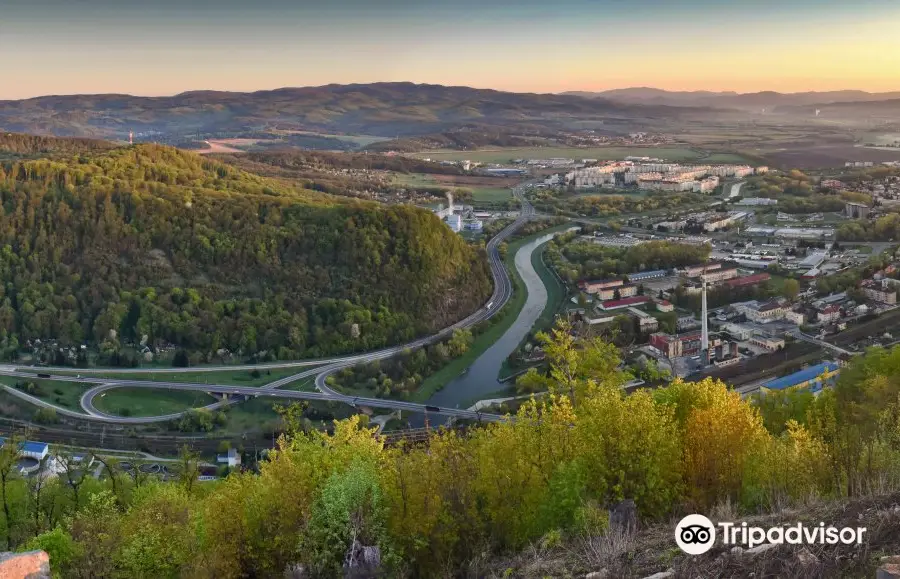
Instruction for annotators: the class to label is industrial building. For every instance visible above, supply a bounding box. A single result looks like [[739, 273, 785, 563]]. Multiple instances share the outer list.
[[760, 362, 840, 394], [445, 214, 462, 233], [627, 269, 668, 282], [649, 331, 702, 359]]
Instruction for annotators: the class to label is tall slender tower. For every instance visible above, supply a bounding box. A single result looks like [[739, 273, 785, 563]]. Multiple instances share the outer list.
[[701, 278, 709, 355], [129, 130, 134, 145]]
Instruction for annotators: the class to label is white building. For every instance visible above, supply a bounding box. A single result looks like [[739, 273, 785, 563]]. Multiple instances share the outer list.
[[445, 214, 462, 232], [217, 448, 241, 468]]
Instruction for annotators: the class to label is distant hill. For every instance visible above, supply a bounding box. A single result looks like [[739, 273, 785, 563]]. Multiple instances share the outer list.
[[0, 83, 689, 143], [566, 87, 900, 110]]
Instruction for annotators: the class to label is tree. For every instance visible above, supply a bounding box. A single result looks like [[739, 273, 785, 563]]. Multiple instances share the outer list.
[[0, 436, 20, 548], [782, 278, 800, 301]]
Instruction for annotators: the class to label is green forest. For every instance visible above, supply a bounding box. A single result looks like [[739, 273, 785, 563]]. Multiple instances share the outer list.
[[5, 326, 900, 577], [546, 237, 710, 282], [0, 142, 491, 363]]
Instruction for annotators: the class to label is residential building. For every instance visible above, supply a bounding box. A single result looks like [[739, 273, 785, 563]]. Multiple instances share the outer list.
[[628, 307, 659, 333], [784, 310, 805, 325], [656, 300, 674, 313], [818, 305, 842, 323], [701, 267, 739, 284], [596, 284, 638, 301], [684, 263, 722, 278], [578, 278, 623, 295], [740, 300, 787, 323], [845, 202, 871, 219], [863, 280, 898, 304]]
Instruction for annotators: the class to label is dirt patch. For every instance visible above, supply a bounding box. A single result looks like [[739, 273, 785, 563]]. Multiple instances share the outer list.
[[762, 144, 900, 169], [429, 174, 521, 188]]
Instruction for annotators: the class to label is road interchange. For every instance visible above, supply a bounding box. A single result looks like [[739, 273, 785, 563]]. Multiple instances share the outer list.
[[1, 187, 536, 425]]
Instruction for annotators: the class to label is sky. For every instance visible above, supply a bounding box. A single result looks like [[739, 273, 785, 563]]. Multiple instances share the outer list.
[[1, 0, 899, 99]]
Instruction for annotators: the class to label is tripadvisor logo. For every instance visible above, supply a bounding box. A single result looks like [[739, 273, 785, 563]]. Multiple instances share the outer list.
[[675, 514, 716, 555], [675, 514, 867, 555]]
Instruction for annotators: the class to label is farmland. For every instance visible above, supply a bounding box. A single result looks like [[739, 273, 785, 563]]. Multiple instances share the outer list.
[[411, 146, 713, 164]]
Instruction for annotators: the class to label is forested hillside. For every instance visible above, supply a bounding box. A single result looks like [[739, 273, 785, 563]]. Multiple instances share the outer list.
[[0, 133, 116, 159], [0, 143, 491, 362]]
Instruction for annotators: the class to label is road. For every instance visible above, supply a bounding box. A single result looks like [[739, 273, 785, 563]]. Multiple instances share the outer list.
[[3, 186, 536, 425]]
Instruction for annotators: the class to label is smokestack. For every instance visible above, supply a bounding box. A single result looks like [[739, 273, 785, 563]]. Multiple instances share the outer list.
[[701, 277, 709, 355], [447, 192, 454, 214]]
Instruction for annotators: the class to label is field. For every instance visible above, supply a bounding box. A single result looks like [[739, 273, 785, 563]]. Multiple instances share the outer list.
[[412, 146, 712, 164], [18, 367, 307, 387], [0, 376, 92, 413], [92, 387, 216, 417], [394, 173, 515, 204]]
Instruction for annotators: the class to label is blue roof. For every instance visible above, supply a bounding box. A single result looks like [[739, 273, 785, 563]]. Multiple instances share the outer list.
[[763, 362, 839, 391], [20, 441, 48, 454]]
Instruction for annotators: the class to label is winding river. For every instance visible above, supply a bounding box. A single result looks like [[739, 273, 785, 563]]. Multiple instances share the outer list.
[[424, 229, 570, 410]]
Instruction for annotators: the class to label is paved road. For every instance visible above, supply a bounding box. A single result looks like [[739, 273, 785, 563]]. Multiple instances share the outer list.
[[5, 186, 536, 425]]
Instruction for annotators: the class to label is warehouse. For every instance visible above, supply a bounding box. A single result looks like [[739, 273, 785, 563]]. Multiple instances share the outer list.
[[760, 362, 840, 394]]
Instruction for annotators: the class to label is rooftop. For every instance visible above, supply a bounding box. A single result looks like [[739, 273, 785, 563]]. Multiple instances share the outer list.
[[762, 362, 840, 392], [599, 296, 651, 310]]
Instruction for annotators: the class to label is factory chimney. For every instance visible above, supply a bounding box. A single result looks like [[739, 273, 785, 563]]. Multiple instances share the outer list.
[[701, 277, 709, 355]]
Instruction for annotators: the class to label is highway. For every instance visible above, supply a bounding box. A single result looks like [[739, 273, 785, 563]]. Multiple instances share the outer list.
[[3, 185, 536, 425]]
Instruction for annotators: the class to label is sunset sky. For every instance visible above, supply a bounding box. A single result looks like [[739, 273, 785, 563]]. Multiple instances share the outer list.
[[2, 0, 899, 99]]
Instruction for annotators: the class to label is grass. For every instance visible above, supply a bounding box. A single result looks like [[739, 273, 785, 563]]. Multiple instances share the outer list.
[[92, 388, 217, 417], [414, 222, 574, 401], [0, 375, 93, 413], [411, 147, 707, 164], [18, 367, 308, 387], [700, 152, 754, 164], [393, 173, 512, 204], [855, 245, 874, 255], [471, 188, 513, 203]]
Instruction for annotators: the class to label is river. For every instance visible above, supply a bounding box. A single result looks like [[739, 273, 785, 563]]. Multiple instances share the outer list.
[[423, 230, 564, 410]]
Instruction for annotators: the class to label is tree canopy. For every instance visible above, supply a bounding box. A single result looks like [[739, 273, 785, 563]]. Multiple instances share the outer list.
[[0, 144, 491, 362]]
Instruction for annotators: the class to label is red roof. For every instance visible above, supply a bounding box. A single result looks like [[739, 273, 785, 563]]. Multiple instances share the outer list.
[[724, 273, 771, 288], [658, 300, 672, 306], [599, 296, 650, 310], [822, 305, 840, 314]]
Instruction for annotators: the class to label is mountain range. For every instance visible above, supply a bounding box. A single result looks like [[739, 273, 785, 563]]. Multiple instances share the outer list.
[[0, 82, 689, 142], [563, 87, 900, 110]]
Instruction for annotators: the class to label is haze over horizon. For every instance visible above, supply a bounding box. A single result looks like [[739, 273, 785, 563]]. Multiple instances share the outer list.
[[2, 0, 900, 100]]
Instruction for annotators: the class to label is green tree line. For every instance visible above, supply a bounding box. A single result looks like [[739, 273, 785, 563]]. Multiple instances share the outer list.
[[6, 324, 900, 576]]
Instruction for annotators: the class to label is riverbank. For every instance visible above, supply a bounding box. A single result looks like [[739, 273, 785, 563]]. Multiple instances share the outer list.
[[424, 226, 577, 409]]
